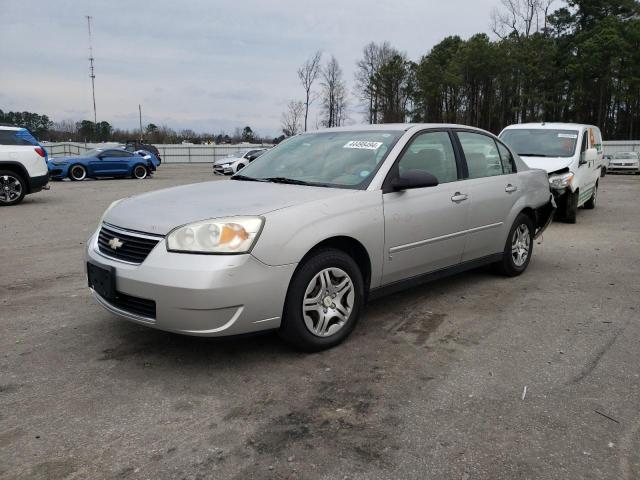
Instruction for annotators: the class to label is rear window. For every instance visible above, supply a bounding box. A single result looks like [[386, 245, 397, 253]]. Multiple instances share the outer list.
[[0, 129, 39, 146]]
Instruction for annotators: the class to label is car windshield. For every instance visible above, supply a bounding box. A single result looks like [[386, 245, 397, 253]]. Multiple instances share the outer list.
[[226, 150, 246, 158], [236, 130, 403, 188], [500, 129, 579, 158], [613, 152, 638, 159]]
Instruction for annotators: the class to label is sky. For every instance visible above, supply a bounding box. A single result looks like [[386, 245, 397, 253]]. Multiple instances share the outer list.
[[1, 0, 498, 137]]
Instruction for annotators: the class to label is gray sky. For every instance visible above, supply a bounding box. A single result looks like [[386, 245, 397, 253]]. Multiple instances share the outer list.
[[1, 0, 497, 137]]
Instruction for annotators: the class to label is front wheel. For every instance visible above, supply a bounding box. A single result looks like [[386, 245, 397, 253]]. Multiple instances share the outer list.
[[235, 163, 246, 173], [132, 164, 147, 179], [69, 164, 87, 181], [495, 213, 534, 277], [279, 248, 364, 351], [0, 171, 26, 206], [563, 190, 578, 223]]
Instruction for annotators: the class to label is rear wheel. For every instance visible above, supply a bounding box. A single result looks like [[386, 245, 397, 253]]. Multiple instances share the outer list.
[[279, 248, 364, 351], [584, 183, 597, 209], [132, 164, 147, 179], [495, 213, 534, 277], [69, 164, 87, 181], [0, 171, 26, 206]]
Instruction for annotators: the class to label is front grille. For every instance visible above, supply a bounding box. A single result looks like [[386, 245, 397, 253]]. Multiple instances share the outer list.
[[98, 223, 162, 264], [112, 291, 156, 319]]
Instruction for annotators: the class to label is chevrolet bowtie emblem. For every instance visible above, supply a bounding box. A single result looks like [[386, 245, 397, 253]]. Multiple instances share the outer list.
[[108, 237, 124, 250]]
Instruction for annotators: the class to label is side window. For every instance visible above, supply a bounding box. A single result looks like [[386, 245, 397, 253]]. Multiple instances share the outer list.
[[457, 132, 503, 179], [580, 132, 588, 152], [496, 141, 515, 174], [397, 131, 458, 184]]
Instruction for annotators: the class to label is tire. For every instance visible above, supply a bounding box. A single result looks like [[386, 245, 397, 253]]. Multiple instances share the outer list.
[[495, 213, 534, 277], [584, 182, 597, 209], [235, 163, 246, 172], [132, 164, 147, 179], [69, 164, 87, 181], [0, 170, 27, 206], [600, 167, 606, 178], [564, 190, 578, 224], [279, 248, 365, 351]]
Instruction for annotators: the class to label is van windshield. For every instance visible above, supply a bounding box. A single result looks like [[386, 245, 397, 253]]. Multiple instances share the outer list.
[[500, 129, 579, 158]]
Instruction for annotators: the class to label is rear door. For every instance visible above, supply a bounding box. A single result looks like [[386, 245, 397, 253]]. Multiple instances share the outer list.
[[382, 130, 470, 284], [454, 130, 522, 262]]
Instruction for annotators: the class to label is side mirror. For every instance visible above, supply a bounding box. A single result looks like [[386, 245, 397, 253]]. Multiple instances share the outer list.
[[390, 170, 439, 191], [581, 148, 597, 165]]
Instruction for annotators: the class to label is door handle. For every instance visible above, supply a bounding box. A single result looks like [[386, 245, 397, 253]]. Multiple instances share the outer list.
[[451, 192, 468, 203], [505, 184, 518, 193]]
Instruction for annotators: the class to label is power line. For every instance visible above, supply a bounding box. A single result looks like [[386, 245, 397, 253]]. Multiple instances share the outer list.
[[86, 15, 97, 125]]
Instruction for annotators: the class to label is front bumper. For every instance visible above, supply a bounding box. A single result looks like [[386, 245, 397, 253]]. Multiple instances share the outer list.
[[608, 163, 639, 173], [213, 164, 233, 175], [85, 230, 297, 336]]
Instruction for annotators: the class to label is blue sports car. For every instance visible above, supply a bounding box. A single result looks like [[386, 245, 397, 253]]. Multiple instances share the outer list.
[[48, 148, 159, 181]]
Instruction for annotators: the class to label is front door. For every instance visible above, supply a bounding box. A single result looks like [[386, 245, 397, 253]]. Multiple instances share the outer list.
[[382, 130, 470, 285]]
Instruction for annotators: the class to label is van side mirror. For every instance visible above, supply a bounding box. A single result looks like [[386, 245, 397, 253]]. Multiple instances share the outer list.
[[581, 148, 597, 165], [391, 170, 439, 191]]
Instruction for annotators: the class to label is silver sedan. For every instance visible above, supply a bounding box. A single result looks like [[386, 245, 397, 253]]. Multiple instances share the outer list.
[[86, 124, 555, 351]]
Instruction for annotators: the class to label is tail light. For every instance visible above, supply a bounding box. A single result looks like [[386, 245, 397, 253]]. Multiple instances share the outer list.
[[34, 147, 46, 157]]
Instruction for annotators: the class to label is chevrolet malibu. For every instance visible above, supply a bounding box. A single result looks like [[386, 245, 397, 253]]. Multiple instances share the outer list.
[[86, 124, 554, 351]]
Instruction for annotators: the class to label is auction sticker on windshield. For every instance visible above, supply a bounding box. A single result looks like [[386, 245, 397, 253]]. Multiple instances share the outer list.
[[343, 141, 383, 150], [558, 133, 577, 139]]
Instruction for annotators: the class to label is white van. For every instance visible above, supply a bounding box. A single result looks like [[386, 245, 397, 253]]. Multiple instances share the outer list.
[[499, 123, 603, 223]]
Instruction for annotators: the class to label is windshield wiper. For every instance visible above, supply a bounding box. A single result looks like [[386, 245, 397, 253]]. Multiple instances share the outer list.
[[230, 174, 266, 182], [518, 153, 553, 157], [260, 177, 313, 186]]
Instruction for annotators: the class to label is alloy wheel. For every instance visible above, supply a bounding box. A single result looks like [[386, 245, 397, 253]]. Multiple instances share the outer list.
[[302, 267, 354, 337], [511, 224, 530, 267], [0, 175, 22, 204]]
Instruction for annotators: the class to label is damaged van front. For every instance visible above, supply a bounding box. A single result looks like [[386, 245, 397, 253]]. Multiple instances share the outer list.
[[499, 123, 603, 224]]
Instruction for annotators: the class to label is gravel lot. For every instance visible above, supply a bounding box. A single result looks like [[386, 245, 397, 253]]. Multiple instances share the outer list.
[[1, 165, 639, 480]]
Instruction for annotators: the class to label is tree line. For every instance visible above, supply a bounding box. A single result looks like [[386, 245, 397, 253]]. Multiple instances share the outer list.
[[0, 109, 274, 145], [284, 0, 640, 140]]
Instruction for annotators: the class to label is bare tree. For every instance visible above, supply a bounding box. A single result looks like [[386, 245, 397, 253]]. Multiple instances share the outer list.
[[297, 51, 322, 132], [281, 100, 305, 136], [320, 56, 348, 128], [490, 0, 554, 39], [354, 41, 397, 124]]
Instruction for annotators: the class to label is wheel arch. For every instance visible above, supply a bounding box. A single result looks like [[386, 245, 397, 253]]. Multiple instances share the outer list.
[[0, 162, 31, 192], [299, 236, 372, 294]]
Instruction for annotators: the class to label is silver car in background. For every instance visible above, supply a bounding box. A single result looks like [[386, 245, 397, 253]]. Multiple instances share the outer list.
[[86, 124, 554, 351], [608, 151, 640, 174]]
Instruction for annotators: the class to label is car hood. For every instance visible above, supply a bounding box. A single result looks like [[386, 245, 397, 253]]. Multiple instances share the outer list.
[[519, 156, 574, 174], [104, 180, 357, 235]]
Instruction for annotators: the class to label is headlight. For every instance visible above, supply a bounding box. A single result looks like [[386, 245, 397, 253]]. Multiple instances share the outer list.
[[166, 217, 264, 254], [548, 172, 573, 189]]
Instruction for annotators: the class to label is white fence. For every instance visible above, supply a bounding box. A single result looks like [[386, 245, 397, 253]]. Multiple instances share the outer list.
[[43, 142, 272, 164], [602, 140, 640, 155]]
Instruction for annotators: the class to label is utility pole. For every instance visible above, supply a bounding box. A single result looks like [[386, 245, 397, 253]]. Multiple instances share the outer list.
[[139, 104, 143, 141], [86, 16, 97, 126]]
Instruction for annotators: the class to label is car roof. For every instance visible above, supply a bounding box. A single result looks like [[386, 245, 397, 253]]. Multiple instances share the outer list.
[[307, 123, 490, 133], [502, 122, 599, 131]]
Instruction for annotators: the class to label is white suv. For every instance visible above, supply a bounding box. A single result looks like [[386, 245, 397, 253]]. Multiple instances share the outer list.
[[0, 126, 49, 206]]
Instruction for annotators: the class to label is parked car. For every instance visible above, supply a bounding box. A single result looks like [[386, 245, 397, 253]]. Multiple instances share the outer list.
[[87, 124, 554, 351], [213, 148, 267, 175], [607, 151, 639, 174], [48, 148, 156, 181], [500, 123, 603, 223], [0, 125, 49, 206], [124, 140, 162, 164]]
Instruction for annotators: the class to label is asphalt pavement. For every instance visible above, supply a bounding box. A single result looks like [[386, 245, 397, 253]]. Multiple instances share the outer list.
[[1, 166, 639, 479]]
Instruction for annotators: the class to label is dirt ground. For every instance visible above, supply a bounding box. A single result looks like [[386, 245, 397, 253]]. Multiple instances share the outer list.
[[1, 165, 639, 479]]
